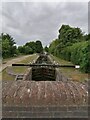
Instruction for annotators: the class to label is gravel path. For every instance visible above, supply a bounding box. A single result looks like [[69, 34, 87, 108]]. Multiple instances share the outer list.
[[1, 55, 33, 72]]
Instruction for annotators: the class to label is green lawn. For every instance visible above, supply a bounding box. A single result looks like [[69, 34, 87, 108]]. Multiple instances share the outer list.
[[2, 54, 38, 80], [50, 55, 88, 82]]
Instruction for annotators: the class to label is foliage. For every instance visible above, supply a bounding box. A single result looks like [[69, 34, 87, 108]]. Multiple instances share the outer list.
[[58, 24, 83, 46], [35, 40, 43, 53], [59, 41, 90, 73], [25, 41, 36, 53], [49, 39, 60, 54], [44, 46, 49, 52], [18, 46, 25, 54], [49, 24, 90, 73], [84, 33, 90, 41], [18, 40, 43, 54], [1, 33, 43, 58], [2, 33, 17, 58]]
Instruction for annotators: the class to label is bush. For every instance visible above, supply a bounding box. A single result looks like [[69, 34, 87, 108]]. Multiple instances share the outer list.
[[56, 41, 89, 73]]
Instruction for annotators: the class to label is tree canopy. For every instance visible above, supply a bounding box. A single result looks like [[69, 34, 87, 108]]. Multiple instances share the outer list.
[[18, 40, 43, 55], [2, 33, 17, 58], [58, 25, 83, 47], [49, 24, 90, 73], [1, 33, 43, 58], [44, 46, 49, 52], [35, 40, 43, 53]]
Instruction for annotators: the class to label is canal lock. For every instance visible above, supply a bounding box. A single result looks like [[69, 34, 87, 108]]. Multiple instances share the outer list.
[[24, 54, 65, 81]]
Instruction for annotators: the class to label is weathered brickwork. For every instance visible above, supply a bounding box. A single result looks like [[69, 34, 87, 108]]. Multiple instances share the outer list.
[[2, 80, 88, 118]]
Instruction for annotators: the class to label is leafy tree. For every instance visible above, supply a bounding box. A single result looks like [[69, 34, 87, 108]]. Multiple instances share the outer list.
[[35, 40, 43, 53], [2, 33, 17, 58], [24, 46, 34, 54], [84, 34, 90, 41], [49, 39, 59, 54], [18, 46, 25, 54], [18, 40, 43, 55], [49, 24, 90, 73], [44, 46, 49, 52], [58, 25, 83, 47], [64, 41, 89, 73], [25, 41, 36, 53]]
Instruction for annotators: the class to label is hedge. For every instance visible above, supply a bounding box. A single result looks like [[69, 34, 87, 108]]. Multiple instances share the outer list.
[[55, 41, 90, 73]]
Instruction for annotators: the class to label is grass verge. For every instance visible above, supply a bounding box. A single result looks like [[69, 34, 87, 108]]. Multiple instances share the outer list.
[[50, 55, 88, 82], [2, 54, 38, 80]]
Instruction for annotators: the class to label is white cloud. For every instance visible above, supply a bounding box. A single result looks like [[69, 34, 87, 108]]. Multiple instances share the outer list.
[[1, 2, 88, 46]]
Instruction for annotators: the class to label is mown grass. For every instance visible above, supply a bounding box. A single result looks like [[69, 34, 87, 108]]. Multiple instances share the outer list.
[[2, 69, 15, 81], [17, 54, 37, 64], [12, 54, 38, 73], [2, 55, 24, 63], [51, 55, 73, 65], [2, 54, 38, 80], [50, 55, 88, 82]]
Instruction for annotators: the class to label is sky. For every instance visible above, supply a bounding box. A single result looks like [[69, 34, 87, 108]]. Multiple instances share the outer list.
[[1, 2, 88, 47]]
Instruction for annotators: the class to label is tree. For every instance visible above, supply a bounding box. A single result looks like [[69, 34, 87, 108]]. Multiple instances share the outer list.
[[18, 46, 25, 54], [2, 33, 17, 58], [58, 25, 83, 47], [84, 34, 90, 41], [18, 40, 43, 55], [24, 46, 34, 54], [48, 24, 90, 73], [44, 46, 49, 52], [49, 39, 59, 54], [25, 41, 36, 53], [35, 40, 43, 53]]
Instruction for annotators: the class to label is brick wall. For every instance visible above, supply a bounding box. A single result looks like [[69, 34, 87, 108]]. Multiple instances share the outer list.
[[2, 105, 88, 118]]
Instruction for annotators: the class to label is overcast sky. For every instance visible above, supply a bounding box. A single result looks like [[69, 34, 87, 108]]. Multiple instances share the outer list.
[[1, 2, 88, 47]]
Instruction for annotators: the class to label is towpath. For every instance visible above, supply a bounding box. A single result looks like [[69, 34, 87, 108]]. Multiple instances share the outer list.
[[0, 55, 32, 72]]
